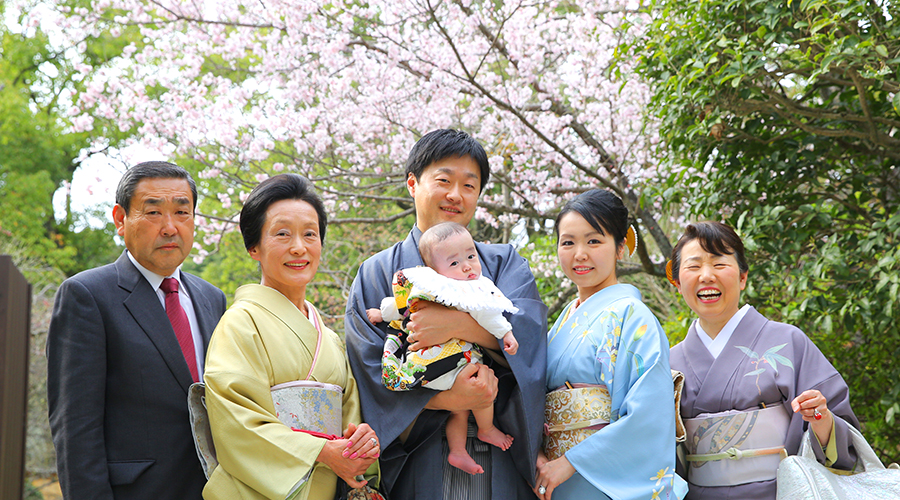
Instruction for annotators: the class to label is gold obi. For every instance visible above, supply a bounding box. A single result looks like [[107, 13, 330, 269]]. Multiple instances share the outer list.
[[542, 385, 611, 461]]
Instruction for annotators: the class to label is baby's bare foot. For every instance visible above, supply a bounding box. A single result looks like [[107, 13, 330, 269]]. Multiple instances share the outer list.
[[448, 450, 484, 475], [477, 426, 514, 451]]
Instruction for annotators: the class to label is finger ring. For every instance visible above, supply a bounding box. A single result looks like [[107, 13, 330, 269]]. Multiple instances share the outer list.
[[814, 409, 823, 420], [370, 437, 378, 447], [538, 485, 546, 494]]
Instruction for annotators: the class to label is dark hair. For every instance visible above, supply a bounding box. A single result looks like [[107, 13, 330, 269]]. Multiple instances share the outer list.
[[239, 174, 328, 250], [669, 221, 748, 283], [419, 222, 471, 268], [405, 129, 490, 193], [554, 189, 629, 248], [116, 161, 197, 213]]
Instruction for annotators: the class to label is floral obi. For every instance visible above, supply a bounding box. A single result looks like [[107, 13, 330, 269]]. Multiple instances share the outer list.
[[543, 384, 612, 461], [271, 380, 344, 437]]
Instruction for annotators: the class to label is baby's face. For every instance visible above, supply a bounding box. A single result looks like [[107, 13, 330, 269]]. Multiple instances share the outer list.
[[430, 231, 482, 281]]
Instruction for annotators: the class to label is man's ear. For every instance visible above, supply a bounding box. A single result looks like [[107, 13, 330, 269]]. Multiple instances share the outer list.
[[406, 172, 417, 197], [248, 245, 261, 262], [112, 205, 127, 237]]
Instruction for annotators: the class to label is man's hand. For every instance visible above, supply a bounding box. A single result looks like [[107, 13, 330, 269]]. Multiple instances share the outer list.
[[425, 363, 498, 412], [407, 301, 497, 351]]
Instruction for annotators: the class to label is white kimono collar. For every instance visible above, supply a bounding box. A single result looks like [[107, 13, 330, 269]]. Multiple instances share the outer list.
[[695, 304, 752, 358]]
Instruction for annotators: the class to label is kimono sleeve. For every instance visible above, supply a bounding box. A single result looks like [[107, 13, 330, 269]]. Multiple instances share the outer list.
[[480, 245, 548, 486], [344, 252, 442, 488], [786, 330, 860, 470], [204, 307, 328, 500], [564, 302, 686, 500]]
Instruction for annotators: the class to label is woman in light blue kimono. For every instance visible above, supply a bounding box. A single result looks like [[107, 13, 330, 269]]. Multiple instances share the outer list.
[[535, 189, 687, 500]]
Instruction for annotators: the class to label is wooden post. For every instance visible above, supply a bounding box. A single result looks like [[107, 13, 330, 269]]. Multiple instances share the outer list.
[[0, 255, 32, 499]]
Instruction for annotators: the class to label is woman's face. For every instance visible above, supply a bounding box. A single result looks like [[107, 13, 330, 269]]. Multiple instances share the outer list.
[[675, 238, 748, 332], [249, 199, 322, 302], [557, 212, 623, 303]]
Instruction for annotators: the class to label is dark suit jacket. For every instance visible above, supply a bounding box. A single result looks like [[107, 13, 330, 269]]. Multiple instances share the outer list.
[[48, 251, 227, 500]]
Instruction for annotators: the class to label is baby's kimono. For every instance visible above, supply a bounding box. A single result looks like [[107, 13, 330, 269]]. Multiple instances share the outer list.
[[380, 267, 518, 391]]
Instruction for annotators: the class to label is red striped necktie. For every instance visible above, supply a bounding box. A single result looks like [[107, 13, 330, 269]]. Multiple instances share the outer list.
[[160, 277, 199, 382]]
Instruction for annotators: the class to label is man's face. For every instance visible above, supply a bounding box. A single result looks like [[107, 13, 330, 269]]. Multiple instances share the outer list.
[[113, 177, 195, 277], [407, 155, 481, 232]]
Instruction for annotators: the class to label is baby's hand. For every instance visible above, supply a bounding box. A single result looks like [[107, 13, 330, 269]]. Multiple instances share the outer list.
[[503, 331, 518, 355], [366, 308, 383, 324]]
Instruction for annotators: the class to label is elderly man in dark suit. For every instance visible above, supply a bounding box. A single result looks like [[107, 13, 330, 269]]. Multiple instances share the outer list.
[[47, 161, 227, 500]]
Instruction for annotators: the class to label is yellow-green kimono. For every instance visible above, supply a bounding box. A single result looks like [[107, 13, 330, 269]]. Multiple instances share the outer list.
[[203, 284, 367, 500]]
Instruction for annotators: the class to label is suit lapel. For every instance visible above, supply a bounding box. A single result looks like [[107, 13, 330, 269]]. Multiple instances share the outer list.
[[180, 273, 216, 349], [116, 253, 194, 392]]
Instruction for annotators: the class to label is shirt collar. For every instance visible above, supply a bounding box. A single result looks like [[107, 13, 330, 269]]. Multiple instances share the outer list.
[[126, 251, 187, 297]]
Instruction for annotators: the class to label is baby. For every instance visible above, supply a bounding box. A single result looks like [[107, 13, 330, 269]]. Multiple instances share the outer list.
[[366, 222, 518, 475]]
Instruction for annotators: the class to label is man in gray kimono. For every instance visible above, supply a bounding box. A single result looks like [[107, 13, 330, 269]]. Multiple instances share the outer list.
[[345, 129, 548, 500]]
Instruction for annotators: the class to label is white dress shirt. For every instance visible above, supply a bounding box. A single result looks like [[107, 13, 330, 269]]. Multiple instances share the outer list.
[[127, 251, 205, 378]]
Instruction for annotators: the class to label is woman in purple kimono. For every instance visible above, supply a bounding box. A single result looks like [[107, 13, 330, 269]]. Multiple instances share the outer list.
[[668, 221, 859, 499]]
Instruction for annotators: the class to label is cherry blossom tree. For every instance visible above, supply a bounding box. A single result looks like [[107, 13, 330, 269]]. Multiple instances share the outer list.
[[29, 0, 674, 317]]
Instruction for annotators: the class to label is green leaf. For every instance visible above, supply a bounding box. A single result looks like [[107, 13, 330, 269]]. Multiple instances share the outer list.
[[744, 369, 767, 377], [634, 353, 645, 377], [893, 92, 900, 117], [876, 45, 889, 58], [736, 345, 759, 359]]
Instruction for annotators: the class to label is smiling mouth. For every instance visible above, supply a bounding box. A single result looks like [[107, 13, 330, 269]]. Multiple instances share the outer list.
[[285, 262, 308, 269], [697, 289, 722, 301], [441, 206, 462, 214], [573, 266, 593, 275]]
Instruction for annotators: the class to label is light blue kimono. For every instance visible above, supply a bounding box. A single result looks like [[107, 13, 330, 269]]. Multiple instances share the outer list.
[[546, 284, 688, 500]]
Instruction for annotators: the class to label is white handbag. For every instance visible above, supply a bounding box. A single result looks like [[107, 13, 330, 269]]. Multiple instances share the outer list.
[[776, 422, 900, 499]]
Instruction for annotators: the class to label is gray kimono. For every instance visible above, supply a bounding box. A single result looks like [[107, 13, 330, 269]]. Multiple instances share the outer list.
[[345, 226, 548, 500], [670, 306, 859, 500]]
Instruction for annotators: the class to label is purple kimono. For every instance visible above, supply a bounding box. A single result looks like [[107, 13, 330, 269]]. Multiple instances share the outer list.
[[670, 306, 859, 500]]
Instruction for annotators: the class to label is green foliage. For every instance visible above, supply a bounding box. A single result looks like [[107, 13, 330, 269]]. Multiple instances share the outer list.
[[635, 0, 900, 461]]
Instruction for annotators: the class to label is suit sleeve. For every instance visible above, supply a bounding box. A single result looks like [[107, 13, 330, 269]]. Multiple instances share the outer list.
[[47, 278, 115, 500]]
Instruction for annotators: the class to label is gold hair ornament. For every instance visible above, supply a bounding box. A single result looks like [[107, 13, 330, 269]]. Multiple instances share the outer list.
[[665, 260, 678, 287], [625, 225, 638, 258]]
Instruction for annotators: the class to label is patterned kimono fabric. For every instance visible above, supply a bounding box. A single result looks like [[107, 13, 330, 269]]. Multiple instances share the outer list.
[[381, 267, 516, 392], [545, 283, 687, 500], [670, 306, 859, 500], [203, 284, 368, 500]]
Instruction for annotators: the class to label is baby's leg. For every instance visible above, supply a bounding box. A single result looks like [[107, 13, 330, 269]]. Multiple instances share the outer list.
[[446, 410, 484, 475], [473, 404, 513, 450]]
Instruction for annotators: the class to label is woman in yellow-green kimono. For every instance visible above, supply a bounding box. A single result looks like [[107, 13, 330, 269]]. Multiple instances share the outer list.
[[203, 174, 380, 500]]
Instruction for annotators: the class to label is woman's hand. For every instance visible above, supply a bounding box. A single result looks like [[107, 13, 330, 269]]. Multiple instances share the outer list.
[[317, 439, 376, 488], [533, 454, 576, 500], [314, 423, 380, 488], [792, 389, 833, 447], [340, 423, 380, 459]]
